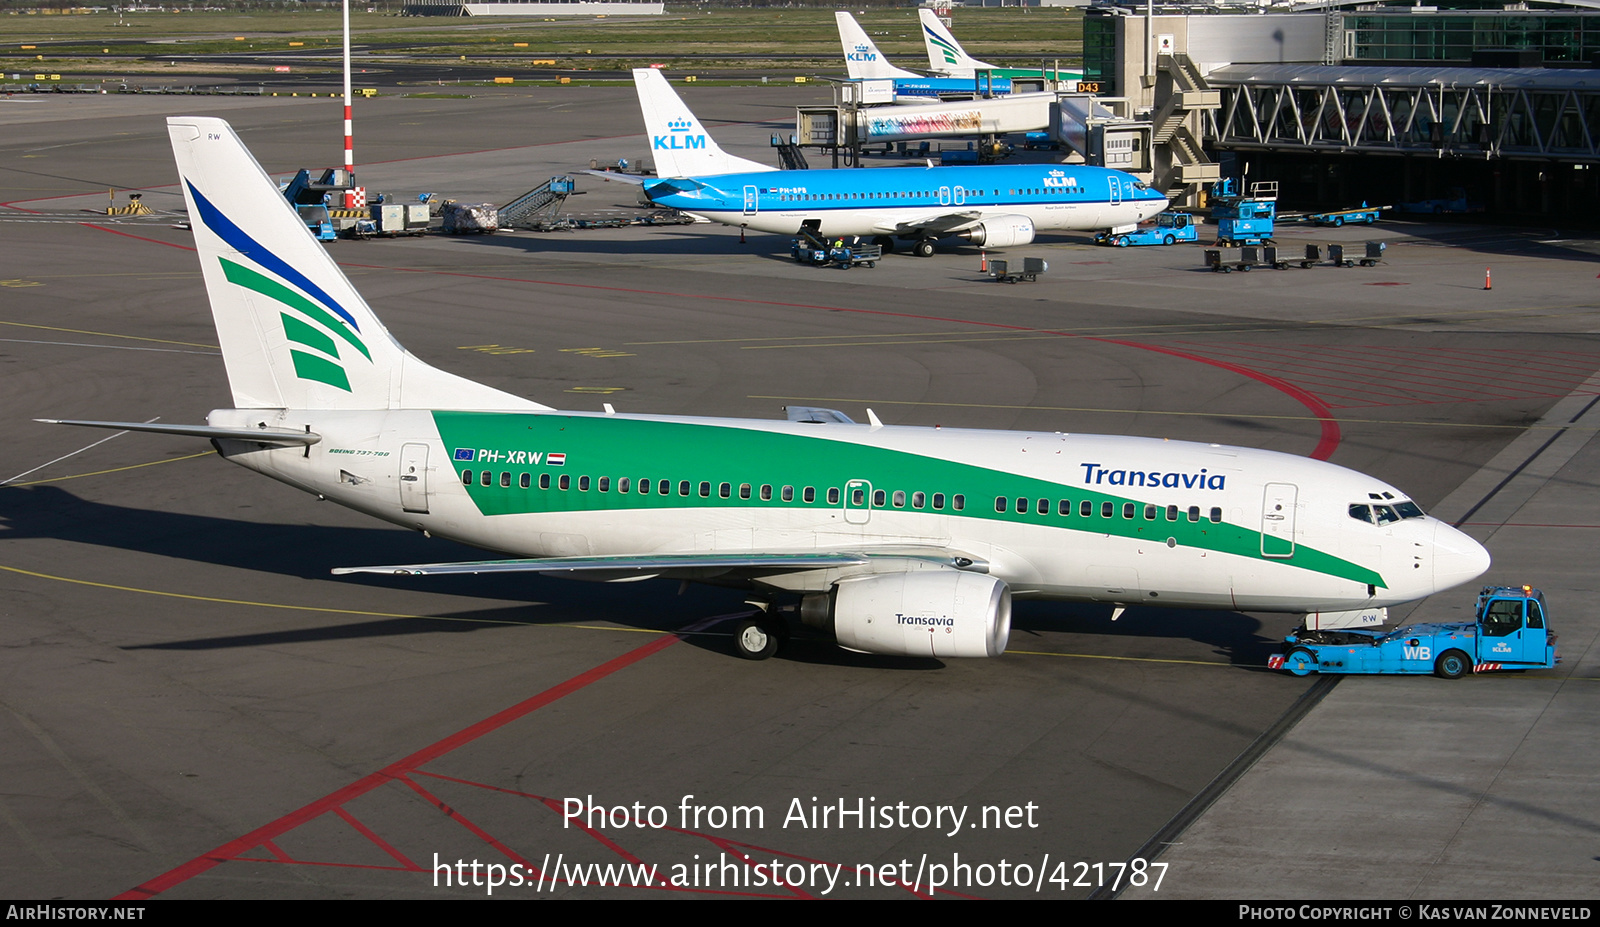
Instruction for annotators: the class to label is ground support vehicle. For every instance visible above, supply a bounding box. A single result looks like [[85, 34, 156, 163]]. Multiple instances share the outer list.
[[1096, 212, 1198, 247], [1304, 203, 1387, 227], [1271, 585, 1559, 678], [281, 168, 349, 242], [988, 257, 1046, 283], [830, 242, 881, 269], [1210, 179, 1278, 246], [1204, 249, 1256, 273], [791, 225, 832, 266], [1397, 187, 1483, 215]]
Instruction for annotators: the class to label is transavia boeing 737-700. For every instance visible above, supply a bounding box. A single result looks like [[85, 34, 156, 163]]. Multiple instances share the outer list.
[[42, 117, 1490, 661], [616, 69, 1168, 255]]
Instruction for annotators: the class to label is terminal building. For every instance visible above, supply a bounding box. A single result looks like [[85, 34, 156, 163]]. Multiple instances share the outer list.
[[1081, 0, 1600, 218]]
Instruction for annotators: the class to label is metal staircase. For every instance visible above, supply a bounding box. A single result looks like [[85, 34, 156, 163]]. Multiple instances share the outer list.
[[1150, 53, 1221, 201], [499, 175, 576, 229]]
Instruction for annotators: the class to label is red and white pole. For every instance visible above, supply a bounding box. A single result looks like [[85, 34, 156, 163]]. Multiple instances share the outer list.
[[341, 0, 357, 208]]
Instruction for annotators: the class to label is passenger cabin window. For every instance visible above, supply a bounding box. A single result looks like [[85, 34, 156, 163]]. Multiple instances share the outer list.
[[481, 471, 491, 487], [462, 470, 473, 485], [500, 472, 511, 488], [540, 474, 551, 490], [559, 475, 570, 490], [520, 473, 531, 489], [579, 476, 590, 491]]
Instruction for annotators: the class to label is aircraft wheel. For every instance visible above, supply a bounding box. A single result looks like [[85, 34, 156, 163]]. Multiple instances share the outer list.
[[1163, 234, 1176, 246], [734, 615, 782, 661], [1434, 649, 1470, 679], [913, 239, 936, 257], [1284, 647, 1318, 677], [873, 235, 894, 253]]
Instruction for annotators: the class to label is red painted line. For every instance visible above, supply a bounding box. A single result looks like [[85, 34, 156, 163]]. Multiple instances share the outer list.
[[227, 857, 417, 872], [334, 805, 422, 871], [400, 775, 537, 869], [262, 840, 293, 863], [81, 223, 196, 252], [115, 631, 683, 900]]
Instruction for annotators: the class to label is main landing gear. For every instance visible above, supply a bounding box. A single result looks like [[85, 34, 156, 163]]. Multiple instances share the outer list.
[[912, 238, 937, 257], [733, 612, 788, 660]]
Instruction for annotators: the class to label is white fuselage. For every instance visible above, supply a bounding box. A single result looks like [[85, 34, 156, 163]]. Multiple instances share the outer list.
[[208, 407, 1490, 615]]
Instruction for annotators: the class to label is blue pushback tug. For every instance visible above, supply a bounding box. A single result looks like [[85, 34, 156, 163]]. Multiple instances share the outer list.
[[1271, 586, 1559, 679]]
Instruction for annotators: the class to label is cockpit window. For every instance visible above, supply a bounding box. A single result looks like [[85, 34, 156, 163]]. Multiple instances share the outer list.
[[1394, 501, 1425, 519], [1350, 499, 1426, 524]]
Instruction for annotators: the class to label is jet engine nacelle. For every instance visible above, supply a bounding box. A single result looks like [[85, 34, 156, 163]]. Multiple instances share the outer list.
[[961, 216, 1035, 248], [802, 571, 1011, 658]]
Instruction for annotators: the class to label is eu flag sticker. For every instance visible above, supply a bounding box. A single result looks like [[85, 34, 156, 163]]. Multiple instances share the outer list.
[[453, 448, 475, 461]]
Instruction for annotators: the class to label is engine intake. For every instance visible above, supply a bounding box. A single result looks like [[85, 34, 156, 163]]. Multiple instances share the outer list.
[[961, 216, 1035, 248], [802, 571, 1011, 658]]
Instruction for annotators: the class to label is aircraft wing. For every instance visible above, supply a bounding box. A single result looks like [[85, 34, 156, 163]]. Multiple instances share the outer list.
[[333, 548, 986, 579], [579, 169, 655, 186], [869, 211, 984, 236]]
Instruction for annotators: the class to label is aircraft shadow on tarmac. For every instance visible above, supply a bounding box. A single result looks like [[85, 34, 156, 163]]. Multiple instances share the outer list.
[[1, 484, 1280, 667]]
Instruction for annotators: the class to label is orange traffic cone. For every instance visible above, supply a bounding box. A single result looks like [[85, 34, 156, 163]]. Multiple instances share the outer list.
[[980, 250, 988, 273], [1484, 267, 1492, 290]]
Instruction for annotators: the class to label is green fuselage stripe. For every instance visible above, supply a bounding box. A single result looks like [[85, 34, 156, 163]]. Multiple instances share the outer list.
[[431, 412, 1386, 589]]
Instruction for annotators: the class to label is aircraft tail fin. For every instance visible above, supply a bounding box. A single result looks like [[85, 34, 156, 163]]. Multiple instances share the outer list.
[[918, 8, 997, 76], [835, 12, 920, 80], [630, 69, 774, 178], [167, 117, 546, 413]]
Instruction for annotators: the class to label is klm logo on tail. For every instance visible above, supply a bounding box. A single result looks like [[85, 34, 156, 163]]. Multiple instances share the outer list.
[[654, 116, 707, 151], [189, 181, 371, 392], [847, 43, 878, 63]]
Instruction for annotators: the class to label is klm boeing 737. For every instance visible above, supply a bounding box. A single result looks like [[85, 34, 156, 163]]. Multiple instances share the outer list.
[[44, 117, 1490, 662], [836, 12, 1013, 100], [624, 69, 1166, 255]]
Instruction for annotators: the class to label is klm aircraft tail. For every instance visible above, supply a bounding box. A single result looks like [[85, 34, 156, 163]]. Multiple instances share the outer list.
[[167, 117, 546, 413], [835, 12, 920, 81], [918, 8, 997, 77], [631, 69, 775, 179]]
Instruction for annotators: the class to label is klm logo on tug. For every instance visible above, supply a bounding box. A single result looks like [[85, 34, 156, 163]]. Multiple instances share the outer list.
[[1080, 463, 1228, 491], [654, 117, 706, 151]]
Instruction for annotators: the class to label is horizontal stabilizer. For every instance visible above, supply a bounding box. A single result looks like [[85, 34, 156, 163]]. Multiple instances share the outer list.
[[38, 419, 321, 446]]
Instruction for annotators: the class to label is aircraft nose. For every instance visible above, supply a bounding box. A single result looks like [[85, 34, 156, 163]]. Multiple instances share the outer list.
[[1432, 521, 1491, 594]]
